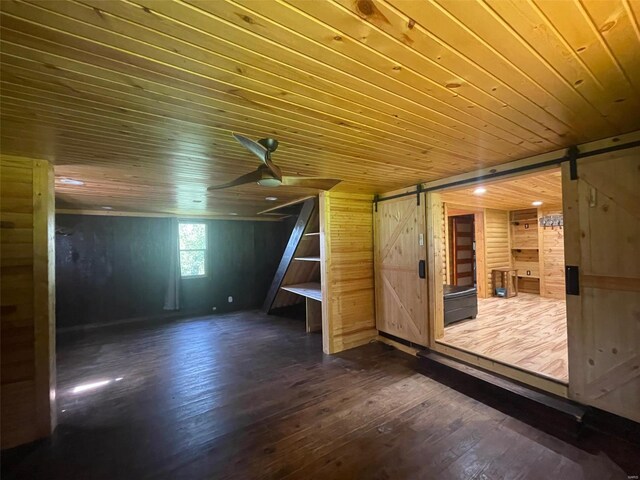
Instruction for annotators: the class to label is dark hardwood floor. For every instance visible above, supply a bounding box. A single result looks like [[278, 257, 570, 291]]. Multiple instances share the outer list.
[[2, 311, 638, 479]]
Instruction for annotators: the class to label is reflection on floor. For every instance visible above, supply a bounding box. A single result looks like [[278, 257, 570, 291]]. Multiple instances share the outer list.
[[441, 293, 568, 382]]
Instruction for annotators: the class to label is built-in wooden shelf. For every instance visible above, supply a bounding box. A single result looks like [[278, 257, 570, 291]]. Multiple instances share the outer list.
[[517, 274, 540, 279], [281, 282, 322, 302], [294, 256, 321, 262], [304, 232, 320, 236]]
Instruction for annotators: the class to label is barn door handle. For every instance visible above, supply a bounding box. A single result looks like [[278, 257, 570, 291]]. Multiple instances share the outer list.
[[566, 265, 579, 296], [418, 260, 426, 279]]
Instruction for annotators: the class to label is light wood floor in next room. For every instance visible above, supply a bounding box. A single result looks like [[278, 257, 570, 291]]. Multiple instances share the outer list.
[[442, 293, 568, 382], [4, 310, 636, 479]]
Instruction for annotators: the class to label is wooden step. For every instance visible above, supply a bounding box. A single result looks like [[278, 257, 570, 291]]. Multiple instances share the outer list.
[[417, 350, 587, 422]]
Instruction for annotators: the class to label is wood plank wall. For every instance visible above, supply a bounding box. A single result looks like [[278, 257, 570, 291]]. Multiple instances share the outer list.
[[539, 206, 566, 299], [320, 192, 377, 354], [1, 155, 56, 449], [56, 215, 290, 328], [483, 209, 512, 295]]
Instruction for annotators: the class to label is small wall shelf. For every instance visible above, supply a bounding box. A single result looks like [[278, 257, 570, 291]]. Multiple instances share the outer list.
[[294, 256, 321, 262], [281, 282, 322, 302]]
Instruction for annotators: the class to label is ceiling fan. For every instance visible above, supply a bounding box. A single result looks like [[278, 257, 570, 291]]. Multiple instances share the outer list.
[[207, 133, 341, 191]]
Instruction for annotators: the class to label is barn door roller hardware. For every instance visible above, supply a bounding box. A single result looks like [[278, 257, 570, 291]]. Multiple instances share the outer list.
[[373, 194, 379, 212], [567, 145, 579, 181], [372, 137, 640, 204]]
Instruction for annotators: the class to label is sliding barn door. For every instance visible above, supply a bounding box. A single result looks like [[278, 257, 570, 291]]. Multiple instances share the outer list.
[[563, 148, 640, 422], [374, 194, 429, 345]]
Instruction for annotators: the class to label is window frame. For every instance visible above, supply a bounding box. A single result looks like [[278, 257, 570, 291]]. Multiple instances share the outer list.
[[178, 221, 208, 279]]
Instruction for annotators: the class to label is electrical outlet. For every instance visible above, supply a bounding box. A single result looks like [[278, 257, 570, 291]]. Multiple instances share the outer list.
[[228, 296, 233, 303]]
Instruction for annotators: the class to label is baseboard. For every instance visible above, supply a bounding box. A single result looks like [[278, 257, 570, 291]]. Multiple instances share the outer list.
[[56, 309, 212, 334]]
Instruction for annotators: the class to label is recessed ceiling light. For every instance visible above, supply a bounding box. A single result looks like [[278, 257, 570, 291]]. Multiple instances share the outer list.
[[532, 201, 543, 206], [101, 206, 113, 210], [473, 187, 487, 195], [59, 178, 84, 186], [229, 212, 238, 216], [265, 196, 278, 201]]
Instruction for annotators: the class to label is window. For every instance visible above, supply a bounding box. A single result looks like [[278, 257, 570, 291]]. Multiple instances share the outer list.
[[178, 222, 207, 277]]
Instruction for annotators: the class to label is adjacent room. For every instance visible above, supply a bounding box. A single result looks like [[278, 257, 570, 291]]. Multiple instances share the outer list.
[[1, 1, 639, 479], [438, 169, 568, 383]]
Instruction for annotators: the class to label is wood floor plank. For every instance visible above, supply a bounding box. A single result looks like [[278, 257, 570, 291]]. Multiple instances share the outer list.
[[1, 310, 636, 480], [441, 293, 568, 381]]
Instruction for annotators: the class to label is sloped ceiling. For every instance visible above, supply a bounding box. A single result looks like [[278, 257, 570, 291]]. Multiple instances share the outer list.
[[1, 0, 639, 217]]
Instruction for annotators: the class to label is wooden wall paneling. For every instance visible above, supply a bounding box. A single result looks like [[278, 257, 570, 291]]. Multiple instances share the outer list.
[[320, 192, 376, 354], [427, 192, 445, 343], [483, 209, 511, 296], [373, 193, 428, 346], [563, 149, 640, 422], [443, 203, 450, 285], [512, 249, 540, 279], [305, 298, 322, 333], [1, 155, 55, 449], [32, 158, 56, 439], [510, 209, 539, 249], [539, 206, 566, 299], [55, 215, 290, 328], [538, 207, 547, 297]]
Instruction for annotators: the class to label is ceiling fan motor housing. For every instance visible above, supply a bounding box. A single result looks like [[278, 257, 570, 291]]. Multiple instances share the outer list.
[[258, 138, 279, 153]]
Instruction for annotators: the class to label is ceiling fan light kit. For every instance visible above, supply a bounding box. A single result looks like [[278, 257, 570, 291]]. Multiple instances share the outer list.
[[207, 133, 341, 192]]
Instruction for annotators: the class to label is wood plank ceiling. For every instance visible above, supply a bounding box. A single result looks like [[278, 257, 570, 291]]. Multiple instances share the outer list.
[[441, 168, 562, 211], [1, 0, 639, 217]]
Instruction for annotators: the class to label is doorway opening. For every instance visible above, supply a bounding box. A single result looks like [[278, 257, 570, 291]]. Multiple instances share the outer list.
[[436, 168, 568, 384]]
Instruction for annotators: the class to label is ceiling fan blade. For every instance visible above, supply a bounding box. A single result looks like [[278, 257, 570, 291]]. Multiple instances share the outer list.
[[281, 177, 342, 190], [232, 133, 269, 164], [207, 169, 263, 191]]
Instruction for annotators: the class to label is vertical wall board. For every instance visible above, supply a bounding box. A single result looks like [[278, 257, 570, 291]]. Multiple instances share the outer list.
[[320, 192, 376, 354], [1, 155, 56, 449], [483, 209, 511, 295], [427, 192, 445, 343], [539, 206, 566, 299], [473, 212, 487, 298]]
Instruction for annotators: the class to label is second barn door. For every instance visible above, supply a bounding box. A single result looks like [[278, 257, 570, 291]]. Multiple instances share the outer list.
[[563, 147, 640, 422], [374, 193, 429, 345]]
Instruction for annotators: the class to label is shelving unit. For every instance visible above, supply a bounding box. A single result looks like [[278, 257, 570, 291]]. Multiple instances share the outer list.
[[263, 197, 323, 333], [510, 208, 540, 294]]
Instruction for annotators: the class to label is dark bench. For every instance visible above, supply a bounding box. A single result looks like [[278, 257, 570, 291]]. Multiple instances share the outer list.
[[444, 285, 478, 327]]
